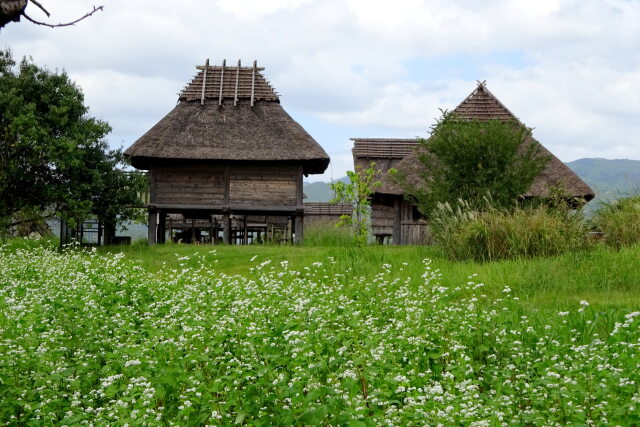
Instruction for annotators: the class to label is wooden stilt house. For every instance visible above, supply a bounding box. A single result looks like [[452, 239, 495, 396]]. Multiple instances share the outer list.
[[125, 60, 330, 245], [353, 82, 595, 245]]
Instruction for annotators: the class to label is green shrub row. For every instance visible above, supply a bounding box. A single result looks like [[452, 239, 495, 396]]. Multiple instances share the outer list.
[[429, 195, 640, 261]]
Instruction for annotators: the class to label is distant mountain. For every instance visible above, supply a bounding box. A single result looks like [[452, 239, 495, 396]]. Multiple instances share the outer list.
[[303, 176, 348, 202], [305, 159, 640, 207], [566, 158, 640, 203]]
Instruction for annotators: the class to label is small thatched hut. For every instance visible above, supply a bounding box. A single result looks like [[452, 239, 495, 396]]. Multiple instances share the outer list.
[[353, 82, 595, 245], [125, 59, 330, 244]]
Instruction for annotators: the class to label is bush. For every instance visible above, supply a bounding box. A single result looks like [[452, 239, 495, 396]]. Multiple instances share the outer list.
[[592, 195, 640, 249], [430, 199, 587, 261]]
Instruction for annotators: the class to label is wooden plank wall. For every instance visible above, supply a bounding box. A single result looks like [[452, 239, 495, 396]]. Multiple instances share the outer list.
[[400, 222, 431, 245], [371, 203, 393, 236], [230, 164, 298, 207], [153, 164, 226, 205], [151, 163, 299, 208]]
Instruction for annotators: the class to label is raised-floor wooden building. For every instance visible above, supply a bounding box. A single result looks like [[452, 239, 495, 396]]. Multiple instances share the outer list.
[[353, 82, 595, 245], [125, 60, 329, 244]]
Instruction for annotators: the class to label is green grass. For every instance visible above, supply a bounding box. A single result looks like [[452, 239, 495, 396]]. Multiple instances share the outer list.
[[2, 239, 640, 424], [100, 241, 640, 309]]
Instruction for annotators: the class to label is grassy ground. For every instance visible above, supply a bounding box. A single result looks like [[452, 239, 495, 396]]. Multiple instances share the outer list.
[[98, 241, 640, 310], [2, 238, 640, 424]]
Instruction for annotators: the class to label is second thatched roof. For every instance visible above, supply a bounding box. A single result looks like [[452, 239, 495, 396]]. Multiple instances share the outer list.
[[125, 60, 330, 175], [353, 82, 595, 201]]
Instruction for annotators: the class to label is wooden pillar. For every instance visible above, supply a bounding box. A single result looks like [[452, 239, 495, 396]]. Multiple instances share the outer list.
[[392, 199, 401, 245], [243, 216, 248, 245], [294, 210, 304, 245], [59, 219, 72, 247], [148, 209, 157, 245], [157, 211, 166, 244], [223, 211, 231, 244], [103, 218, 116, 246]]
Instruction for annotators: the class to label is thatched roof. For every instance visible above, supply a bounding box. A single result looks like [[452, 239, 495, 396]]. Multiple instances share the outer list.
[[125, 60, 329, 175], [353, 82, 595, 201]]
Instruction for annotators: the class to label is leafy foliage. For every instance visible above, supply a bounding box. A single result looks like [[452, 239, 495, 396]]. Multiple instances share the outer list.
[[0, 49, 145, 236], [330, 163, 381, 246], [400, 111, 550, 215]]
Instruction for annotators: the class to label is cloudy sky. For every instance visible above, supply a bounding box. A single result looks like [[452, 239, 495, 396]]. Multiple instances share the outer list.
[[2, 0, 639, 181]]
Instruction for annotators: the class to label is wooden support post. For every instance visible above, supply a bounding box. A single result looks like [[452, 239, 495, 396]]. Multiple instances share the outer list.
[[223, 211, 231, 244], [201, 58, 209, 105], [103, 217, 116, 246], [59, 219, 65, 246], [59, 219, 72, 247], [243, 216, 248, 245], [148, 209, 157, 245], [294, 210, 304, 245], [157, 211, 166, 244], [393, 199, 402, 245]]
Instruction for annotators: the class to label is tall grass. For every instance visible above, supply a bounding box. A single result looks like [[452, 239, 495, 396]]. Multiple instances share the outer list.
[[430, 199, 587, 261], [592, 195, 640, 248], [303, 221, 354, 247]]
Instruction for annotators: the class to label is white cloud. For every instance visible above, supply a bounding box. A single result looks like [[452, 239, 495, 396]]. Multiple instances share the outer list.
[[1, 0, 639, 178], [217, 0, 314, 21]]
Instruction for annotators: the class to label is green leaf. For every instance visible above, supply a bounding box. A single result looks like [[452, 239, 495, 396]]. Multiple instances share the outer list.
[[235, 411, 246, 425]]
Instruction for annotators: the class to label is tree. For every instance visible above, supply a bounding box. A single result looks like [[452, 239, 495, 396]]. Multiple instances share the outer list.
[[396, 111, 549, 215], [330, 163, 381, 246], [0, 49, 144, 237], [0, 0, 103, 29]]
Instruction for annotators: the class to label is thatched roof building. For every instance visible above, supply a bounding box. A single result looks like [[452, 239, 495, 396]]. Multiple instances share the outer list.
[[391, 83, 594, 200], [352, 138, 419, 196], [125, 60, 330, 245], [125, 60, 329, 174], [353, 82, 595, 245]]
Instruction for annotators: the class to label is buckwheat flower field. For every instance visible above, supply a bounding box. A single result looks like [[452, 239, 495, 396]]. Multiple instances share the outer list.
[[1, 244, 639, 425]]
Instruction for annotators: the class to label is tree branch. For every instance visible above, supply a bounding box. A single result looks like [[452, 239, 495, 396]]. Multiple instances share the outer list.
[[29, 0, 49, 17], [22, 4, 103, 28]]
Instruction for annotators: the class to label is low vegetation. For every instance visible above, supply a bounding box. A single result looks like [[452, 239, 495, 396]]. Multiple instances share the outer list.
[[591, 195, 640, 249], [430, 200, 587, 261], [427, 194, 640, 262], [1, 240, 640, 425]]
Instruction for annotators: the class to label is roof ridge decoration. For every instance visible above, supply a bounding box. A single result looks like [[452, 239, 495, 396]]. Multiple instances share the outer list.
[[180, 58, 280, 105], [453, 81, 525, 124]]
